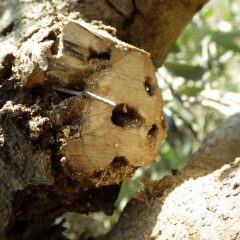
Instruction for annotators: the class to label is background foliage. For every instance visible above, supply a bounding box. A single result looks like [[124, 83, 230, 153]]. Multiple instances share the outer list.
[[58, 1, 240, 239]]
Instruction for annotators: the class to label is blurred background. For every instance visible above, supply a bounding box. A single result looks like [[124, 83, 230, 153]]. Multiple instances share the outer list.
[[56, 0, 240, 239]]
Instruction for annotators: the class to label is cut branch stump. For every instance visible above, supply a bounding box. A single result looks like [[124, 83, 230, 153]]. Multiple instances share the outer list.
[[13, 16, 166, 184]]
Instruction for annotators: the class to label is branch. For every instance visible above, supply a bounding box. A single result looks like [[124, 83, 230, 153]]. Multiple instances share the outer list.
[[98, 113, 240, 240]]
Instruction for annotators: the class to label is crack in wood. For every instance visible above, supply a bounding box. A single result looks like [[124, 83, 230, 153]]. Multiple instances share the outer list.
[[105, 0, 129, 19]]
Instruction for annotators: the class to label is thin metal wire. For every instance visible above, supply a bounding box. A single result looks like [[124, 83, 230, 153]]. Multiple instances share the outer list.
[[54, 87, 116, 107]]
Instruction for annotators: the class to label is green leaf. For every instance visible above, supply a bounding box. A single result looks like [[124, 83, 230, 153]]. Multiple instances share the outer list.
[[202, 8, 214, 19], [165, 62, 205, 80], [179, 86, 204, 96], [171, 43, 181, 53], [160, 141, 192, 171], [212, 31, 240, 52], [114, 179, 143, 212]]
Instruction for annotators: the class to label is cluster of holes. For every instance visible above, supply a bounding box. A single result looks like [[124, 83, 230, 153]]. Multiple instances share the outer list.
[[111, 104, 144, 128], [144, 76, 156, 96]]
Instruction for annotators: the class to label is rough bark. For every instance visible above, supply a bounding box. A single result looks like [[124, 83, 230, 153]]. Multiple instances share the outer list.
[[99, 114, 240, 240], [0, 0, 209, 67]]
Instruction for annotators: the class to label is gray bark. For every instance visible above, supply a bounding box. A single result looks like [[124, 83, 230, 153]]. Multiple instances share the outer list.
[[99, 114, 240, 240]]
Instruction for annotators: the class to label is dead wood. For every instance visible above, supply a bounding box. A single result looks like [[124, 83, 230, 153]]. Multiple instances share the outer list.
[[12, 15, 166, 184]]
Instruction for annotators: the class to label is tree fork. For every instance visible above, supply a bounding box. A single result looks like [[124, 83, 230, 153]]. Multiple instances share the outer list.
[[0, 0, 211, 238]]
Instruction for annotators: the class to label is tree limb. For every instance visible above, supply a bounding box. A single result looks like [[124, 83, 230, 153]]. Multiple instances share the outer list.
[[98, 114, 240, 240]]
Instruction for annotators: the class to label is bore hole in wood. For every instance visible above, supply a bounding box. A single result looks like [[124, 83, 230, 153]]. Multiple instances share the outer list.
[[144, 76, 156, 96], [69, 79, 86, 92], [42, 30, 60, 55], [1, 21, 14, 36], [9, 220, 29, 234], [56, 80, 86, 100], [88, 47, 111, 61], [30, 85, 45, 99], [148, 124, 159, 139], [55, 90, 74, 100], [111, 104, 144, 128], [1, 53, 15, 80], [111, 156, 129, 167]]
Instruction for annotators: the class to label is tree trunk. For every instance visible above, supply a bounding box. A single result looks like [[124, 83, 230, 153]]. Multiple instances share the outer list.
[[98, 114, 240, 240], [0, 0, 209, 239]]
